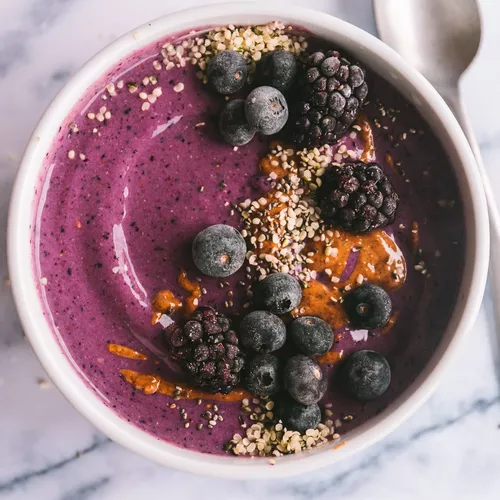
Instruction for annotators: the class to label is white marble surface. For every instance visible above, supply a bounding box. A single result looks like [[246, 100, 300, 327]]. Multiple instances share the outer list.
[[1, 0, 500, 498]]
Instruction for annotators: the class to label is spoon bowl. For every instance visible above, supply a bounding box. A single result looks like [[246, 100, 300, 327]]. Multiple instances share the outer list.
[[374, 0, 481, 87], [375, 0, 500, 243]]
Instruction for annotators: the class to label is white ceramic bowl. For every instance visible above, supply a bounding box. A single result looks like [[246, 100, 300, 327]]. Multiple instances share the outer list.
[[8, 2, 489, 479]]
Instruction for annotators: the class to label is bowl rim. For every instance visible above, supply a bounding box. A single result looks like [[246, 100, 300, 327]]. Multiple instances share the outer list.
[[7, 1, 489, 479]]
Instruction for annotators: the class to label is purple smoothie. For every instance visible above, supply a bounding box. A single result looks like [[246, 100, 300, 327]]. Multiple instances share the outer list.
[[33, 27, 465, 455]]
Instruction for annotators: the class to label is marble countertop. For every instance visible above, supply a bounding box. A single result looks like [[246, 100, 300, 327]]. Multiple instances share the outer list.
[[1, 0, 500, 498]]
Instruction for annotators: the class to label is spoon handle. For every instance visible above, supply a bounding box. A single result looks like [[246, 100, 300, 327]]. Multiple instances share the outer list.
[[437, 86, 500, 237]]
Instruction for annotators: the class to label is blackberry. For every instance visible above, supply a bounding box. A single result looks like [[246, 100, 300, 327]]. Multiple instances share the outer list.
[[317, 161, 399, 233], [164, 307, 244, 394], [292, 50, 368, 147]]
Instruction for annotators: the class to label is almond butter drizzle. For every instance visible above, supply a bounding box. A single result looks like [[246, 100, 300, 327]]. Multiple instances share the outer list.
[[151, 289, 182, 325], [384, 152, 400, 177], [150, 271, 200, 324], [333, 441, 347, 450], [381, 312, 399, 335], [384, 152, 394, 169], [178, 269, 202, 317], [108, 344, 147, 361], [317, 350, 344, 364], [260, 155, 288, 179], [120, 369, 250, 402], [357, 114, 375, 162], [293, 230, 406, 329], [151, 312, 163, 326], [259, 141, 298, 180], [152, 289, 182, 314]]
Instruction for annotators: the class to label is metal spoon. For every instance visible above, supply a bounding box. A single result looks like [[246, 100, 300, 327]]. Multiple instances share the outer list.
[[374, 0, 500, 234]]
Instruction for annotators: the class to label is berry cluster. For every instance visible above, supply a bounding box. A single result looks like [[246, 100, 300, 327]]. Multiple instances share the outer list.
[[239, 277, 394, 430], [172, 220, 395, 428], [164, 307, 244, 394], [238, 273, 330, 432], [317, 161, 399, 233], [292, 50, 368, 148], [156, 33, 398, 433], [206, 50, 297, 146]]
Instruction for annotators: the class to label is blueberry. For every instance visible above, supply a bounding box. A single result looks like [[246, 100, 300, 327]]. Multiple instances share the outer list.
[[245, 86, 289, 135], [276, 395, 321, 433], [284, 354, 327, 405], [257, 51, 297, 92], [192, 224, 246, 277], [207, 51, 247, 94], [338, 350, 391, 401], [343, 284, 392, 329], [255, 273, 302, 315], [219, 99, 256, 146], [244, 353, 281, 397], [289, 316, 333, 356], [239, 310, 286, 353]]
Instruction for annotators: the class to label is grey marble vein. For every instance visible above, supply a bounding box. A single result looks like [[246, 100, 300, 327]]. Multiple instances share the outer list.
[[0, 164, 24, 348], [60, 477, 110, 500], [478, 133, 500, 152], [0, 436, 110, 493], [271, 395, 500, 498], [0, 0, 81, 79], [34, 68, 75, 99]]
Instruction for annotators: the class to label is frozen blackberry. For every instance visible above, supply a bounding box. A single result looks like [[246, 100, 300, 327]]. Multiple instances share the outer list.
[[338, 350, 391, 401], [164, 307, 244, 394], [292, 50, 368, 147], [207, 51, 247, 94], [219, 99, 256, 146], [344, 284, 392, 329], [276, 395, 321, 434], [289, 316, 333, 355], [244, 353, 282, 397], [256, 51, 298, 92], [284, 354, 327, 405], [239, 310, 286, 353], [255, 273, 302, 315], [245, 86, 289, 135], [192, 224, 246, 277], [317, 161, 399, 233]]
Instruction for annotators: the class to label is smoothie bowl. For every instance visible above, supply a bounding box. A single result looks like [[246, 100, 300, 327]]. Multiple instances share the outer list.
[[8, 3, 488, 478]]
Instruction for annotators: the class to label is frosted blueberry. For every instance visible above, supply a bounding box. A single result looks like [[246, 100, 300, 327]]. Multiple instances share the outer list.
[[245, 86, 289, 135]]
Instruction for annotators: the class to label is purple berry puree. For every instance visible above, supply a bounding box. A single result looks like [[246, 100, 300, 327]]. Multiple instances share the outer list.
[[33, 29, 464, 456]]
